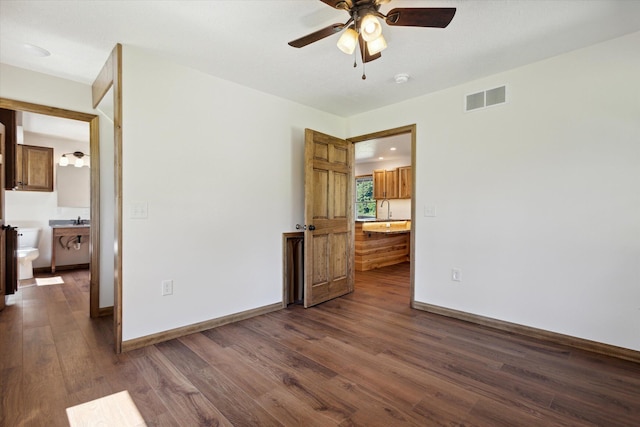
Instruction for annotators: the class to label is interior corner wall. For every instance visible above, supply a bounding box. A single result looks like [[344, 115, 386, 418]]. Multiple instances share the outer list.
[[346, 31, 640, 351], [120, 46, 346, 341]]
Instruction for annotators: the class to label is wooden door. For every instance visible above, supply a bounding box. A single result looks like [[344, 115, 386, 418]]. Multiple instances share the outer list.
[[303, 129, 354, 307], [0, 122, 5, 310], [0, 108, 16, 190]]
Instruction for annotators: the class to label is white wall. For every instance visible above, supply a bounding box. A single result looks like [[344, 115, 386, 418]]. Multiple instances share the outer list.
[[347, 32, 640, 351], [0, 63, 115, 308], [96, 104, 115, 308], [6, 131, 90, 268], [121, 46, 346, 341]]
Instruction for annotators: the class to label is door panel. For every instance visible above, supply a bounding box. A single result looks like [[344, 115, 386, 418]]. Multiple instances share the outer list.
[[1, 123, 5, 309], [4, 227, 17, 295], [304, 129, 354, 307]]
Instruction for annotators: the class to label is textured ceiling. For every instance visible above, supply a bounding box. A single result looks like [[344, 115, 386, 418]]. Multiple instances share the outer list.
[[1, 1, 640, 117]]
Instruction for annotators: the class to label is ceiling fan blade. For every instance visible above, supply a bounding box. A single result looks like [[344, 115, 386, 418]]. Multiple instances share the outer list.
[[386, 7, 456, 28], [320, 0, 353, 10], [358, 36, 381, 63], [288, 23, 346, 48]]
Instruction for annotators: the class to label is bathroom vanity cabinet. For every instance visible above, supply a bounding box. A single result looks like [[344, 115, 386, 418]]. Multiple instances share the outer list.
[[16, 144, 54, 192], [51, 225, 90, 273]]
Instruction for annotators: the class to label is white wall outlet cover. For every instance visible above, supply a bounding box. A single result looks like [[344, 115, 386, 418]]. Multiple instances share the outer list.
[[162, 279, 173, 296]]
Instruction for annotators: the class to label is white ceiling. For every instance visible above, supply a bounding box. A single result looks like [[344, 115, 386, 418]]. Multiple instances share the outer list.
[[355, 133, 411, 164], [1, 0, 640, 119]]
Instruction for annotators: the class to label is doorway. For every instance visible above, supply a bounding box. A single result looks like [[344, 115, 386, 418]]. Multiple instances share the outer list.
[[0, 99, 101, 317], [349, 125, 416, 303]]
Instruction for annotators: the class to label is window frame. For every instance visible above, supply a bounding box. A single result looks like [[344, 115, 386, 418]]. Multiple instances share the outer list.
[[355, 174, 376, 220]]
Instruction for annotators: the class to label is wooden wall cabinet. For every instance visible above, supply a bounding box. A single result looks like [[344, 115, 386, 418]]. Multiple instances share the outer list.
[[373, 169, 386, 199], [373, 168, 398, 199], [385, 169, 398, 199], [398, 166, 412, 199], [16, 144, 54, 192], [374, 167, 410, 199]]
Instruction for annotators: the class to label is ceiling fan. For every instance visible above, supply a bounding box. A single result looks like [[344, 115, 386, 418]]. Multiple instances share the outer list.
[[288, 0, 456, 78]]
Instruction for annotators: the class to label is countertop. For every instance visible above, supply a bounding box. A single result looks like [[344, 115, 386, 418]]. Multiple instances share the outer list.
[[49, 219, 90, 228], [355, 219, 410, 222], [359, 220, 411, 235]]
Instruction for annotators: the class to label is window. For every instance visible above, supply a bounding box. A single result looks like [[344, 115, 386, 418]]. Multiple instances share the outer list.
[[355, 175, 376, 220]]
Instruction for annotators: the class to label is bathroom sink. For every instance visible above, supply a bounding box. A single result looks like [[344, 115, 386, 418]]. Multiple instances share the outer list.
[[49, 219, 90, 228]]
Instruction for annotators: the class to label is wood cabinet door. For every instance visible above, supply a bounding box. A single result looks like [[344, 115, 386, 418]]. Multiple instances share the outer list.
[[304, 129, 354, 307], [385, 169, 398, 199], [18, 144, 53, 191], [398, 166, 412, 199], [373, 169, 386, 199]]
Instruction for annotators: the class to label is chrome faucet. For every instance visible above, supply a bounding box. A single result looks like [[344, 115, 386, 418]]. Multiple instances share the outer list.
[[74, 216, 82, 225], [380, 199, 390, 220]]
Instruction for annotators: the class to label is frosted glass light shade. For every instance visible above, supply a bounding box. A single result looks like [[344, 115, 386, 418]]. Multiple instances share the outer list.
[[360, 15, 382, 42], [367, 34, 387, 55], [337, 28, 358, 54], [59, 155, 69, 166], [74, 157, 84, 167]]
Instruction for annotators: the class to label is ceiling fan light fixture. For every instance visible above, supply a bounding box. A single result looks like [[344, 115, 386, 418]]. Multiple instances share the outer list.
[[360, 14, 382, 42], [367, 34, 387, 55], [337, 27, 358, 54]]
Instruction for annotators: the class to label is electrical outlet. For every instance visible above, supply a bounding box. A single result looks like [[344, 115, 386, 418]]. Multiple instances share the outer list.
[[451, 268, 462, 282], [162, 280, 173, 296]]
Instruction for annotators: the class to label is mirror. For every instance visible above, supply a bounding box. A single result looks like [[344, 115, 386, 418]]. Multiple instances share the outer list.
[[57, 164, 90, 207]]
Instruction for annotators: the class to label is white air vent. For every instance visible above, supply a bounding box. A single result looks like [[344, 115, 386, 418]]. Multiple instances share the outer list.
[[465, 85, 507, 112]]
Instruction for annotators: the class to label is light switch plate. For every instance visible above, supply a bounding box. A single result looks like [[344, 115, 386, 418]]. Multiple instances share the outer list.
[[130, 201, 148, 219], [424, 205, 437, 217]]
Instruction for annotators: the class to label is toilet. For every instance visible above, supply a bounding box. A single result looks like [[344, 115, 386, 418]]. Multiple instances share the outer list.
[[17, 227, 41, 280]]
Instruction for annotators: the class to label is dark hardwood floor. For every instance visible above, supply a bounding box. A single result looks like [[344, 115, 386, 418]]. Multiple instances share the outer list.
[[1, 263, 639, 426]]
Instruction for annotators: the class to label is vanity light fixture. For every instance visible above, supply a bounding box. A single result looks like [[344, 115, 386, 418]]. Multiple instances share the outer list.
[[59, 151, 89, 167]]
